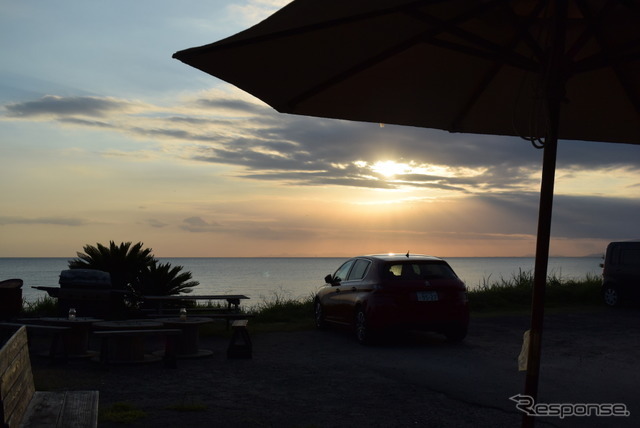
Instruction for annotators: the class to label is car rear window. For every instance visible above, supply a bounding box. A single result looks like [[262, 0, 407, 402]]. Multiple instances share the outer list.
[[384, 262, 457, 280]]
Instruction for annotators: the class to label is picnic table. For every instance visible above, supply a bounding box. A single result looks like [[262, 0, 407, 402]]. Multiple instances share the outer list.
[[142, 294, 250, 314]]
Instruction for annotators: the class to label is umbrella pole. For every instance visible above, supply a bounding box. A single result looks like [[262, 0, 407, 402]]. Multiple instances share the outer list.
[[522, 4, 566, 426], [522, 134, 558, 428]]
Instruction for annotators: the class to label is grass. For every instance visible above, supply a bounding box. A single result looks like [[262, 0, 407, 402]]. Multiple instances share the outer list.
[[239, 271, 603, 329], [242, 272, 604, 327], [99, 402, 147, 424], [468, 270, 602, 314], [20, 272, 604, 329], [250, 290, 316, 331], [21, 296, 58, 317]]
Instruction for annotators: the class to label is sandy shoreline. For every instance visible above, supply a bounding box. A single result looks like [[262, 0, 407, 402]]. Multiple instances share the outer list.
[[30, 307, 640, 427]]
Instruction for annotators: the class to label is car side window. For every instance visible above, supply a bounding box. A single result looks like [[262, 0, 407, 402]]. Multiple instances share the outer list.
[[333, 260, 355, 283], [609, 246, 621, 265], [620, 249, 640, 266], [347, 259, 370, 281]]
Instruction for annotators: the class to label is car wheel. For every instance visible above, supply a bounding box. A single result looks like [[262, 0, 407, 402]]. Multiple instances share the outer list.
[[355, 308, 370, 344], [444, 325, 467, 342], [603, 286, 620, 307], [314, 300, 326, 329]]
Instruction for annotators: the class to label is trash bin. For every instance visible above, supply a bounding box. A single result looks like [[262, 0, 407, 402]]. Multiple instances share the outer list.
[[0, 278, 23, 320]]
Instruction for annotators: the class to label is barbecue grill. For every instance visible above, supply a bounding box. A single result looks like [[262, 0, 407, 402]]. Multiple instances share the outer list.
[[34, 269, 130, 319]]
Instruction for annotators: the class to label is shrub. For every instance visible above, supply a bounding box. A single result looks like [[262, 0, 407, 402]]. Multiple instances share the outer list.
[[468, 270, 602, 313], [252, 290, 315, 328], [21, 296, 58, 317]]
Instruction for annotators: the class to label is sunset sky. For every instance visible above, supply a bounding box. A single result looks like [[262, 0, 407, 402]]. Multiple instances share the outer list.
[[1, 0, 639, 258]]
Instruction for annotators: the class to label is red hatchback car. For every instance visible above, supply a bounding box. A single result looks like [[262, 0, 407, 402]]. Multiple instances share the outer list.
[[314, 254, 469, 344]]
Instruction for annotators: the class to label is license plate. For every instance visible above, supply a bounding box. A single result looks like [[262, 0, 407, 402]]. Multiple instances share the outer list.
[[417, 291, 438, 302]]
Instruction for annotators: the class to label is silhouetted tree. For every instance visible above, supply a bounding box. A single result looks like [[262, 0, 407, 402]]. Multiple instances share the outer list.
[[140, 260, 198, 296], [68, 241, 198, 296], [69, 241, 154, 291]]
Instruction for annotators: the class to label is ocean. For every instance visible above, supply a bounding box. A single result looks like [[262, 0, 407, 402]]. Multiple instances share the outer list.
[[1, 257, 603, 308]]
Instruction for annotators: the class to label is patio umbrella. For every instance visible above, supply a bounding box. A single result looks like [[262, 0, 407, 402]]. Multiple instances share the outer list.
[[173, 0, 640, 425]]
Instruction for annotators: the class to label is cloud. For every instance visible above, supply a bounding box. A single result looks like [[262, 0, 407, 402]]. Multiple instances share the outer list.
[[0, 216, 86, 226], [3, 92, 640, 196], [146, 219, 168, 228], [470, 192, 640, 241], [3, 95, 133, 118], [233, 224, 318, 241], [166, 98, 640, 193], [196, 97, 271, 115], [180, 215, 319, 242], [181, 216, 221, 232], [551, 194, 640, 240], [227, 0, 292, 26], [58, 117, 115, 128]]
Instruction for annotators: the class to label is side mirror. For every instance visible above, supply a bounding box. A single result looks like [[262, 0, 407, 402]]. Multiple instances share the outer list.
[[324, 274, 334, 284]]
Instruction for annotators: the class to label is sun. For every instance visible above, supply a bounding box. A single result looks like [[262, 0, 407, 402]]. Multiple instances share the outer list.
[[370, 160, 411, 177]]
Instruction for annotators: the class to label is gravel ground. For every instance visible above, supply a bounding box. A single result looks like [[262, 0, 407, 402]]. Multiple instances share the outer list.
[[30, 307, 640, 427]]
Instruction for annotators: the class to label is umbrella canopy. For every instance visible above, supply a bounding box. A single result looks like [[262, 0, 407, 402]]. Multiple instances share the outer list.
[[173, 1, 640, 426], [174, 0, 640, 144]]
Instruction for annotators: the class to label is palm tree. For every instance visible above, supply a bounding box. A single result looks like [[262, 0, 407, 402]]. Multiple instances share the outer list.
[[69, 241, 155, 291], [68, 241, 199, 297], [140, 261, 199, 296]]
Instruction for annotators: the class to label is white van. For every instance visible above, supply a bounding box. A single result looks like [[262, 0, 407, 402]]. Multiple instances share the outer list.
[[602, 240, 640, 306]]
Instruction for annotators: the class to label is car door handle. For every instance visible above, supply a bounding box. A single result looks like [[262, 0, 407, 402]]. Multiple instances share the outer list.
[[351, 287, 357, 292], [335, 288, 341, 293]]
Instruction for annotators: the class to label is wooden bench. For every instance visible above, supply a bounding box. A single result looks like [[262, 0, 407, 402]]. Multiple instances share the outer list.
[[0, 326, 98, 428], [92, 329, 182, 368], [227, 319, 252, 359]]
